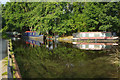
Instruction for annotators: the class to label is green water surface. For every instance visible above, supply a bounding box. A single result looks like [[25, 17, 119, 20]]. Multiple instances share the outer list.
[[12, 39, 120, 78]]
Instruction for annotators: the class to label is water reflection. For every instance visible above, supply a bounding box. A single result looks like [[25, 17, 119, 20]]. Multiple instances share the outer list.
[[25, 39, 44, 46], [45, 39, 58, 50], [72, 42, 118, 50], [11, 37, 20, 41], [12, 38, 120, 78], [23, 38, 58, 50], [13, 37, 119, 51]]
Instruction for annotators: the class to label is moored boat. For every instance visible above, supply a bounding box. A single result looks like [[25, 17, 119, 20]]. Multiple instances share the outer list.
[[22, 31, 43, 40], [72, 32, 119, 42], [73, 32, 118, 40]]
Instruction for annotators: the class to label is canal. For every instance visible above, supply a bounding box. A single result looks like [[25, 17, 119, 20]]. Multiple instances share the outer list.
[[12, 38, 120, 78]]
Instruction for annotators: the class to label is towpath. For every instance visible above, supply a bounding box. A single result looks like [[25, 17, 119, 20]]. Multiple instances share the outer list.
[[0, 39, 8, 79]]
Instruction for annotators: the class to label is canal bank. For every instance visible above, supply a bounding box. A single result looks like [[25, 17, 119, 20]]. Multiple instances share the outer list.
[[7, 39, 22, 79], [0, 38, 22, 79]]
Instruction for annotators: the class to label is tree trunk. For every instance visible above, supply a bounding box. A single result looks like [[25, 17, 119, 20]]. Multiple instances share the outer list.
[[78, 29, 80, 32], [67, 3, 69, 11], [62, 33, 65, 37], [29, 27, 32, 31]]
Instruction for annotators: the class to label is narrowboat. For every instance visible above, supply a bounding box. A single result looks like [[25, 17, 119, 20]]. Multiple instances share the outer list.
[[72, 32, 118, 40], [22, 31, 43, 40], [72, 42, 118, 50]]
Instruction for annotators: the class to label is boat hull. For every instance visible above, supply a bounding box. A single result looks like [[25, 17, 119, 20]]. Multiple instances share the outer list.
[[22, 35, 44, 41]]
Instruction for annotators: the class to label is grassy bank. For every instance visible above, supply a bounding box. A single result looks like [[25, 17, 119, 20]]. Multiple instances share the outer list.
[[2, 56, 8, 78], [58, 36, 73, 40]]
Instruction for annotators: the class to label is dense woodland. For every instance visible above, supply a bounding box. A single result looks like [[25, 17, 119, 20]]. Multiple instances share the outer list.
[[1, 2, 120, 36]]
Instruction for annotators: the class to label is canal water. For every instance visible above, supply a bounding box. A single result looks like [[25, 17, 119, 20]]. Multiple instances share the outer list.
[[12, 38, 120, 78]]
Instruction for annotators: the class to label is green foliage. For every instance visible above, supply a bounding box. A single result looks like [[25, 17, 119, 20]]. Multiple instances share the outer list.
[[2, 72, 7, 76], [2, 32, 9, 39], [2, 2, 120, 35]]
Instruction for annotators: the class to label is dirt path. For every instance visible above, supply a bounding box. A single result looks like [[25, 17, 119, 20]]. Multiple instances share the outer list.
[[2, 59, 8, 78]]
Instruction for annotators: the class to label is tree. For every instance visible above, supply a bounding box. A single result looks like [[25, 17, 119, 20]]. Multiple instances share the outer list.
[[80, 2, 120, 32], [2, 2, 120, 36]]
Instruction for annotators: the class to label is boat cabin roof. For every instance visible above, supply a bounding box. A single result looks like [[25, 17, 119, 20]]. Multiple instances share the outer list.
[[25, 31, 36, 33], [79, 32, 111, 33]]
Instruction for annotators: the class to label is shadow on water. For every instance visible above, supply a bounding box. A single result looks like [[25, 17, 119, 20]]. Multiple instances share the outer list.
[[12, 38, 120, 78]]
